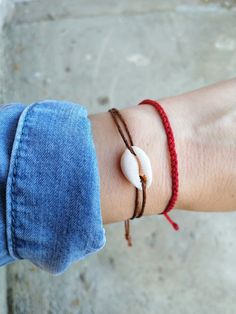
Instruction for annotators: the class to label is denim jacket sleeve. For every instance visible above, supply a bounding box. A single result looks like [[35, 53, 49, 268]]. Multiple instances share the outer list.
[[0, 100, 106, 275]]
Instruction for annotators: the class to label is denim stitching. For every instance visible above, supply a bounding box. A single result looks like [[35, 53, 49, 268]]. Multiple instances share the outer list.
[[10, 104, 37, 259]]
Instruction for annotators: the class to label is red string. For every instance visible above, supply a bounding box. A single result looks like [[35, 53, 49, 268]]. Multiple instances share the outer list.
[[138, 99, 179, 231]]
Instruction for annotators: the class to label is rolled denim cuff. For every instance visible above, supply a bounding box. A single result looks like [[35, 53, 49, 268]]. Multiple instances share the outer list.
[[6, 100, 106, 275]]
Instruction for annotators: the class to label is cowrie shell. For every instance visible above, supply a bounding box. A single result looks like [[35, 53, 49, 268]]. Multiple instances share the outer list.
[[120, 145, 152, 190]]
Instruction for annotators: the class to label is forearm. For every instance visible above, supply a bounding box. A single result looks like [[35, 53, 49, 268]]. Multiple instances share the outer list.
[[89, 79, 236, 225]]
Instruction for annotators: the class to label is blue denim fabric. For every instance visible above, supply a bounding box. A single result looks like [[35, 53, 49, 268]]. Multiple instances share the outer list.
[[0, 100, 106, 275]]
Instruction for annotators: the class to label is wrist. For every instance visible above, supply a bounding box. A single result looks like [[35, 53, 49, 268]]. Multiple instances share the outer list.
[[90, 99, 195, 224], [90, 79, 236, 227]]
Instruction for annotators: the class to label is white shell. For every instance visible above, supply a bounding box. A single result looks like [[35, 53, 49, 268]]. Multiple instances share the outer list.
[[120, 145, 152, 190]]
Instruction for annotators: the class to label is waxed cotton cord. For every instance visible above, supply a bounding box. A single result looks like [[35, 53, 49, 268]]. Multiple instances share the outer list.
[[138, 99, 179, 231], [108, 108, 147, 246]]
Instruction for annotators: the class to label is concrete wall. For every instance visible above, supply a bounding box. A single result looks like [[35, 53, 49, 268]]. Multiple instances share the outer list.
[[1, 1, 236, 313]]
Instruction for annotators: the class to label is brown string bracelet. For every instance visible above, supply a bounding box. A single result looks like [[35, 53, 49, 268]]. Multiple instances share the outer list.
[[108, 100, 180, 247], [108, 108, 150, 246]]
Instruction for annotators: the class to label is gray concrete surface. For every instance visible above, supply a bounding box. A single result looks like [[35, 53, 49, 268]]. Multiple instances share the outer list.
[[0, 1, 13, 313], [1, 0, 236, 313], [0, 268, 7, 314]]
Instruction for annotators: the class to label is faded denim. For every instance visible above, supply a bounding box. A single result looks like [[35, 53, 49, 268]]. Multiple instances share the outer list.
[[0, 100, 106, 275]]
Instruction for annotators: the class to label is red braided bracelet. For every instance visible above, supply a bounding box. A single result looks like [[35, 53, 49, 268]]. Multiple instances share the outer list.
[[138, 99, 179, 231]]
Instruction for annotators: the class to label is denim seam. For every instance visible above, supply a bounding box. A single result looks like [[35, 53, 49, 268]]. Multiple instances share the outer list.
[[10, 104, 37, 259]]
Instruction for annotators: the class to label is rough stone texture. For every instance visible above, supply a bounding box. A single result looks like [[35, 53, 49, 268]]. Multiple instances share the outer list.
[[1, 0, 236, 313]]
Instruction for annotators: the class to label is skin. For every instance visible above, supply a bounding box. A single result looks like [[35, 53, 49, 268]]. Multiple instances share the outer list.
[[89, 79, 236, 225]]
